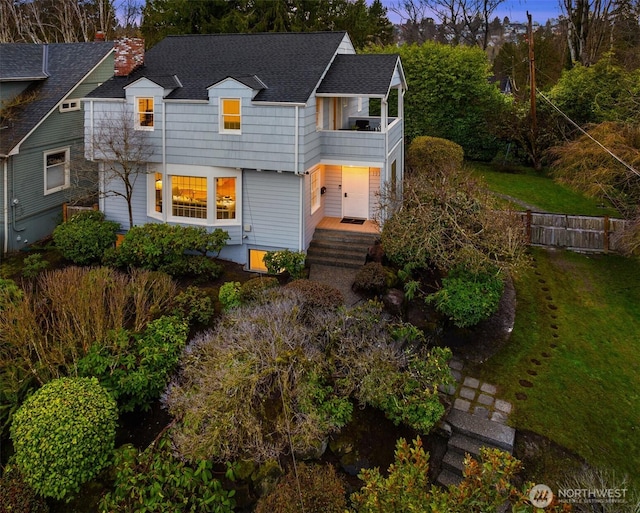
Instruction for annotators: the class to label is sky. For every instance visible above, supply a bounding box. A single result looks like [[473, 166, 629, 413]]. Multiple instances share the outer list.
[[379, 0, 562, 25]]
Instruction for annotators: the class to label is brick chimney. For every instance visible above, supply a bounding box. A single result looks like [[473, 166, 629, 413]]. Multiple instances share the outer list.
[[94, 31, 105, 42], [114, 38, 144, 77]]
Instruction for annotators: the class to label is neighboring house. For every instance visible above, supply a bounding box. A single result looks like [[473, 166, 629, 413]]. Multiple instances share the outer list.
[[84, 31, 406, 270], [0, 41, 115, 253]]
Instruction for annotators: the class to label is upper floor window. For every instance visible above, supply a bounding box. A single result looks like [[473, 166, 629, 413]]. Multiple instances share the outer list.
[[136, 97, 154, 130], [44, 148, 70, 194], [316, 98, 323, 130], [59, 99, 80, 112], [221, 98, 241, 133]]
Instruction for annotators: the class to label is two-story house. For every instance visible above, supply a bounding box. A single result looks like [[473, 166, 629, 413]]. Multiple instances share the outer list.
[[84, 32, 406, 270], [0, 41, 114, 254]]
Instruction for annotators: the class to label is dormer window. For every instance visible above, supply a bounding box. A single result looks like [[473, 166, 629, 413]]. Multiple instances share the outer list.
[[221, 98, 241, 133], [136, 97, 154, 130]]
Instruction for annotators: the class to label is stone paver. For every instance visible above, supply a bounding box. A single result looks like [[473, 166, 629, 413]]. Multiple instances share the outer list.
[[459, 387, 476, 401], [473, 406, 489, 419], [453, 398, 471, 412], [449, 359, 464, 371], [451, 370, 463, 382], [491, 411, 508, 424], [477, 393, 494, 406], [495, 399, 512, 414], [463, 376, 480, 389], [480, 383, 497, 395], [439, 383, 457, 395]]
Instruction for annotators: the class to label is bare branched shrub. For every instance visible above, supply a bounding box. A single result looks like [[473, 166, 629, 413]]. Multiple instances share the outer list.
[[0, 267, 176, 408], [561, 467, 640, 513]]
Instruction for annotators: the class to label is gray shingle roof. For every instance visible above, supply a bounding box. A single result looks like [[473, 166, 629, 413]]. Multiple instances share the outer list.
[[88, 32, 349, 103], [0, 42, 114, 155], [0, 44, 48, 80], [317, 54, 400, 96]]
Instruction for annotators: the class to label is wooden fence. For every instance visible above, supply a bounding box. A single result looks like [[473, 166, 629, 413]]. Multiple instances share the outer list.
[[520, 211, 629, 253], [62, 203, 98, 222]]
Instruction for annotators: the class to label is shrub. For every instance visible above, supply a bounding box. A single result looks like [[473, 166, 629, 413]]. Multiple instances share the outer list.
[[406, 135, 464, 173], [53, 210, 119, 265], [218, 281, 242, 311], [173, 286, 215, 325], [353, 262, 388, 296], [10, 377, 117, 501], [113, 223, 229, 277], [350, 438, 534, 513], [239, 276, 280, 303], [78, 316, 189, 412], [428, 268, 505, 328], [255, 463, 346, 513], [0, 278, 22, 309], [284, 280, 344, 309], [0, 465, 49, 513], [263, 249, 306, 280], [99, 438, 235, 513], [21, 253, 49, 279]]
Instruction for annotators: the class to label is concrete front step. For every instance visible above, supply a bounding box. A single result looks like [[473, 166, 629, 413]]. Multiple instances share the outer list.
[[447, 409, 515, 453], [305, 255, 366, 269], [307, 241, 372, 259], [307, 229, 378, 270], [448, 433, 500, 458], [436, 468, 463, 487], [442, 449, 466, 474], [312, 228, 379, 245]]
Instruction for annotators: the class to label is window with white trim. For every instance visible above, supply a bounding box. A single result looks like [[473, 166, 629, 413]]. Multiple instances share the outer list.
[[310, 168, 321, 214], [248, 249, 268, 272], [136, 97, 154, 130], [44, 148, 70, 194], [59, 99, 80, 112], [220, 98, 241, 132]]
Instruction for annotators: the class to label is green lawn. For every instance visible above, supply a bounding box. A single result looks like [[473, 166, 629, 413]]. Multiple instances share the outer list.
[[468, 162, 620, 217], [472, 248, 640, 488]]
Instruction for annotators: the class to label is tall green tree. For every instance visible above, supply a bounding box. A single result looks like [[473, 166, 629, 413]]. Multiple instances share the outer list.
[[370, 42, 508, 160]]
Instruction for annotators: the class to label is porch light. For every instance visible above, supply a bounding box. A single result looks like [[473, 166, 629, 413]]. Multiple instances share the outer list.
[[155, 179, 162, 190]]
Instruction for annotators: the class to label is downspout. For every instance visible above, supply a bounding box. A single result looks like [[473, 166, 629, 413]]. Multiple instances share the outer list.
[[295, 105, 303, 252], [162, 100, 167, 223], [2, 158, 7, 254], [383, 98, 389, 184]]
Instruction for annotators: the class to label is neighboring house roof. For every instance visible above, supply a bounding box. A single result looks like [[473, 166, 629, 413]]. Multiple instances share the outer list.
[[0, 44, 48, 81], [317, 54, 401, 97], [87, 32, 349, 103], [0, 42, 114, 156]]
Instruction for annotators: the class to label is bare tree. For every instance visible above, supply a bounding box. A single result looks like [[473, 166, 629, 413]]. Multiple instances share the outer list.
[[85, 105, 154, 229], [393, 0, 506, 48], [561, 0, 616, 66]]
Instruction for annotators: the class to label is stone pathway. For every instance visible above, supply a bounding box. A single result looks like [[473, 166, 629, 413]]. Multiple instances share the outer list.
[[436, 356, 516, 486]]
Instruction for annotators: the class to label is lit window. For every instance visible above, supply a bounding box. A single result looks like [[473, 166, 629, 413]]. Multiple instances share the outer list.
[[154, 172, 162, 213], [310, 169, 321, 214], [391, 160, 397, 189], [136, 97, 154, 129], [171, 175, 207, 219], [216, 177, 236, 220], [44, 148, 70, 194], [221, 99, 241, 132], [59, 99, 80, 112], [248, 249, 268, 272]]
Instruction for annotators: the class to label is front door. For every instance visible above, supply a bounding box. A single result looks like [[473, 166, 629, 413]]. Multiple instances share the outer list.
[[342, 166, 369, 219]]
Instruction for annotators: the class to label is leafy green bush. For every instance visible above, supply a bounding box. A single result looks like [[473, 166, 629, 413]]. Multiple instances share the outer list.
[[21, 253, 49, 279], [406, 135, 464, 173], [0, 465, 49, 513], [239, 276, 280, 303], [255, 463, 346, 513], [218, 281, 242, 311], [78, 316, 189, 412], [263, 249, 306, 279], [53, 210, 120, 265], [428, 268, 504, 328], [113, 223, 229, 278], [173, 286, 215, 325], [349, 438, 528, 512], [0, 278, 22, 310], [99, 438, 235, 513], [353, 262, 389, 296], [10, 377, 117, 501]]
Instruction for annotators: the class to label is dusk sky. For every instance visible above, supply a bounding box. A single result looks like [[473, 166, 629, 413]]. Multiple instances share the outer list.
[[379, 0, 563, 25]]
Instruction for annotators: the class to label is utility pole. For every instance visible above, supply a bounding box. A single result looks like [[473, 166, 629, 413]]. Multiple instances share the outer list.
[[527, 11, 540, 170]]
